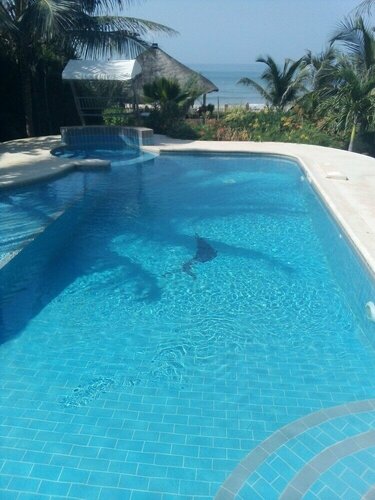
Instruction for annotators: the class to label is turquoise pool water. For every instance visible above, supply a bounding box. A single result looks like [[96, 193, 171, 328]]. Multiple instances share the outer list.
[[0, 153, 375, 499]]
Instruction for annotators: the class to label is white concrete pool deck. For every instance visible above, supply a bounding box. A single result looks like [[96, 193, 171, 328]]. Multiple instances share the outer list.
[[1, 134, 375, 278]]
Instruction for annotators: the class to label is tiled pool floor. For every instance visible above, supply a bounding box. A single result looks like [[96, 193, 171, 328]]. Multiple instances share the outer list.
[[1, 154, 375, 499], [217, 400, 375, 499]]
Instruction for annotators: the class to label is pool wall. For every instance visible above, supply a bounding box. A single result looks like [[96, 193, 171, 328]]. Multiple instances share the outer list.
[[302, 172, 375, 346], [0, 172, 109, 342], [61, 125, 154, 149]]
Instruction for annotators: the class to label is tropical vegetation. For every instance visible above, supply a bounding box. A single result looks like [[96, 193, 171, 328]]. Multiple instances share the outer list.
[[232, 11, 375, 153], [0, 1, 374, 155], [238, 56, 308, 110], [0, 0, 174, 137]]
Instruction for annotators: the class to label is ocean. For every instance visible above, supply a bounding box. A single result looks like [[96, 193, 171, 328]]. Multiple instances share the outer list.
[[189, 63, 265, 108]]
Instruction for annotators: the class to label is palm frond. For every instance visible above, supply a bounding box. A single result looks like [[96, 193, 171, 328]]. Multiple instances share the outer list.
[[92, 16, 177, 36], [20, 0, 82, 40], [71, 29, 148, 59], [330, 16, 375, 70], [0, 2, 18, 37], [237, 77, 272, 103]]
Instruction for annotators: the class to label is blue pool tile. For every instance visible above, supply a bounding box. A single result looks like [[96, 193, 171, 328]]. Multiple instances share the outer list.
[[89, 435, 117, 448], [166, 466, 195, 480], [0, 474, 12, 488], [172, 444, 199, 457], [156, 454, 183, 467], [163, 495, 192, 500], [69, 483, 102, 499], [53, 422, 82, 434], [116, 439, 144, 451], [148, 478, 180, 494], [183, 457, 213, 470], [1, 447, 26, 460], [42, 441, 72, 454], [72, 415, 99, 426], [163, 414, 188, 425], [131, 491, 162, 500], [214, 437, 241, 449], [50, 454, 80, 468], [98, 448, 128, 461], [2, 460, 33, 476], [137, 464, 168, 478], [143, 442, 171, 454], [30, 464, 62, 481], [87, 470, 120, 487], [148, 422, 172, 433], [1, 436, 23, 449], [71, 445, 100, 458], [23, 451, 53, 465], [0, 491, 19, 499], [108, 461, 138, 474], [118, 474, 150, 490], [7, 476, 41, 493], [99, 487, 132, 499], [179, 479, 210, 495], [195, 469, 227, 483], [62, 433, 90, 446], [106, 427, 130, 440], [212, 458, 236, 471], [127, 452, 155, 465], [0, 425, 12, 437], [80, 457, 110, 472], [59, 466, 90, 483], [35, 431, 64, 443], [28, 420, 56, 432], [199, 446, 227, 459], [226, 448, 247, 460], [159, 433, 186, 445], [38, 480, 70, 496]]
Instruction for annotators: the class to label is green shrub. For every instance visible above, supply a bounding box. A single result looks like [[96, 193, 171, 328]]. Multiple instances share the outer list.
[[144, 102, 183, 134], [166, 121, 199, 140], [103, 105, 137, 126], [220, 108, 345, 147]]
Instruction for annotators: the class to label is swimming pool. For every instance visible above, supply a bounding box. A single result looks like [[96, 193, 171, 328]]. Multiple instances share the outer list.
[[0, 153, 374, 499]]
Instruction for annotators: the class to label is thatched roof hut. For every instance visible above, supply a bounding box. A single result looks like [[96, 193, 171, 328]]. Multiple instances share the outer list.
[[134, 44, 218, 102]]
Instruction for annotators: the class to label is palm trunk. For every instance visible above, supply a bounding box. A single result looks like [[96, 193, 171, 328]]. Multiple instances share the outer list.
[[19, 47, 35, 137], [43, 67, 53, 135], [348, 121, 357, 152]]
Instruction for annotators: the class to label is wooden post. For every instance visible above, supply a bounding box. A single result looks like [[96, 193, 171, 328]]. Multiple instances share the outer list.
[[70, 81, 85, 126]]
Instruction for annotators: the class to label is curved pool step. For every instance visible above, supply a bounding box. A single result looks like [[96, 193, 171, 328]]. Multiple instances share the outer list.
[[215, 399, 375, 499]]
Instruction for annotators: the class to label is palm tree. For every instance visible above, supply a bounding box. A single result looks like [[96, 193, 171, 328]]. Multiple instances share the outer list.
[[304, 47, 338, 91], [0, 0, 175, 136], [317, 59, 375, 151], [326, 15, 375, 151], [330, 16, 375, 70], [143, 78, 190, 109], [238, 56, 307, 110], [298, 47, 338, 119], [143, 77, 191, 133]]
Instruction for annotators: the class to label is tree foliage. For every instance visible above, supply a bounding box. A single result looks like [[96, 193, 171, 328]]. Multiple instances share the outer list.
[[0, 0, 175, 136], [238, 56, 307, 110]]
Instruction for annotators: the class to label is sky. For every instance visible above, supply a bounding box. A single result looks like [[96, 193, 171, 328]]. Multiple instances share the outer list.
[[124, 0, 362, 64]]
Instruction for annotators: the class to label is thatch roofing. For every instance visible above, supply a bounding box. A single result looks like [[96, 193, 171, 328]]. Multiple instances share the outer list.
[[134, 45, 218, 101]]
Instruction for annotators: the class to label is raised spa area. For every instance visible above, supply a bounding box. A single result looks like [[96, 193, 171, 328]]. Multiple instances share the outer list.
[[0, 128, 375, 499]]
